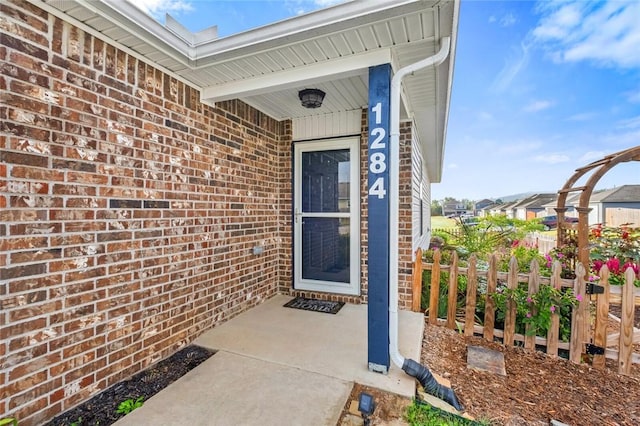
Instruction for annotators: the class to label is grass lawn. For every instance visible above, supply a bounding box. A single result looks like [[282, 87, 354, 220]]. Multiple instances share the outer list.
[[431, 216, 457, 230]]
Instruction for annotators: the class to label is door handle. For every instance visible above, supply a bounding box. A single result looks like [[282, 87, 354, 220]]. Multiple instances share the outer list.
[[295, 208, 303, 223]]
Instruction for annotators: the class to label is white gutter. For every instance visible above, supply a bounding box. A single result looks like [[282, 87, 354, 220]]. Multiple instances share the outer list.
[[389, 36, 451, 368]]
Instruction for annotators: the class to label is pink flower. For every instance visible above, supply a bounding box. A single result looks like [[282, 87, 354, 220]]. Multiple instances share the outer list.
[[623, 261, 639, 274], [526, 312, 532, 318], [576, 294, 583, 302], [550, 306, 556, 313], [606, 258, 620, 274], [526, 297, 533, 303], [592, 260, 604, 274]]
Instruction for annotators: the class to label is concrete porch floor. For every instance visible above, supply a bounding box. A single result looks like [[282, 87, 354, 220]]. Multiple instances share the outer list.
[[114, 294, 424, 426]]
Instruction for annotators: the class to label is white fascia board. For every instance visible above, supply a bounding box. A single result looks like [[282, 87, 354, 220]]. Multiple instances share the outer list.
[[45, 0, 434, 71], [76, 0, 197, 58], [201, 49, 391, 104], [193, 0, 432, 64]]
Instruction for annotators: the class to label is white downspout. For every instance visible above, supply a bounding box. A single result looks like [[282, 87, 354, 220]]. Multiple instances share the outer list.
[[389, 37, 451, 368]]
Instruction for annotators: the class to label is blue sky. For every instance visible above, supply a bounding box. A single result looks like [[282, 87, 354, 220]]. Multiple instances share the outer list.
[[135, 0, 640, 201]]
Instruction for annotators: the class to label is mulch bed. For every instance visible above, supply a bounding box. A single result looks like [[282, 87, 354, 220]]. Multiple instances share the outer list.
[[338, 319, 640, 425], [45, 345, 215, 426], [420, 324, 640, 425]]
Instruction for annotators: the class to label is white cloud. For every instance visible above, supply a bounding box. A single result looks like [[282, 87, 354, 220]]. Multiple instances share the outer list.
[[500, 13, 517, 27], [285, 0, 345, 17], [488, 12, 516, 27], [491, 42, 530, 92], [447, 163, 459, 170], [532, 1, 640, 69], [578, 151, 608, 163], [627, 90, 640, 104], [601, 129, 640, 148], [313, 0, 345, 6], [617, 115, 640, 130], [524, 100, 554, 112], [533, 153, 570, 164], [132, 0, 193, 17], [532, 3, 583, 40]]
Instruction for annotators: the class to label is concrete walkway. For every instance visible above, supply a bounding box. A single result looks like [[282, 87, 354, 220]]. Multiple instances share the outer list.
[[114, 294, 424, 425]]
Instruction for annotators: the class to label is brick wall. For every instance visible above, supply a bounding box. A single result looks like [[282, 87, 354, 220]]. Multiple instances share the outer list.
[[0, 2, 290, 424], [0, 1, 416, 424], [398, 122, 414, 308]]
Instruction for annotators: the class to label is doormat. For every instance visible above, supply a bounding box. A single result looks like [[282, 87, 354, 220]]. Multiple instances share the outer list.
[[283, 297, 344, 314]]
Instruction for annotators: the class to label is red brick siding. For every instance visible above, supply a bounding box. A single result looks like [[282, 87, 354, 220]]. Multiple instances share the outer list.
[[0, 2, 417, 424], [0, 2, 290, 424], [398, 122, 414, 308]]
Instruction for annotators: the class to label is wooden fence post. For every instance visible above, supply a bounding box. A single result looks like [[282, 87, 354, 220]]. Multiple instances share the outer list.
[[428, 250, 441, 325], [464, 255, 478, 337], [524, 260, 540, 351], [483, 254, 497, 342], [619, 267, 636, 375], [546, 261, 562, 357], [411, 248, 423, 312], [503, 256, 518, 347], [569, 263, 587, 364], [446, 251, 459, 329], [592, 266, 610, 369]]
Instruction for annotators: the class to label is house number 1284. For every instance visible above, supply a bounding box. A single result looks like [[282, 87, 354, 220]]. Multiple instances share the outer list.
[[369, 102, 387, 199]]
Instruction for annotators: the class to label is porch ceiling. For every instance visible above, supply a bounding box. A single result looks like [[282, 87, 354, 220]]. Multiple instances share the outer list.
[[37, 0, 458, 182]]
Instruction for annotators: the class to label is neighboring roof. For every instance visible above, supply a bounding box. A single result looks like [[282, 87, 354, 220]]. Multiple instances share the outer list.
[[498, 201, 518, 211], [511, 193, 556, 209], [477, 203, 497, 211], [474, 199, 494, 208], [35, 0, 459, 183], [589, 185, 640, 203]]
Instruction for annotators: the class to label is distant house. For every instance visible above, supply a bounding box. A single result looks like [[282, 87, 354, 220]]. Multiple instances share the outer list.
[[491, 201, 519, 218], [510, 193, 557, 220], [540, 185, 640, 226], [541, 194, 579, 218], [583, 185, 640, 226], [474, 198, 494, 215], [442, 200, 469, 217]]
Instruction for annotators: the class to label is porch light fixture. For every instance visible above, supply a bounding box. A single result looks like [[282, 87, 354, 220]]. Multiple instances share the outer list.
[[298, 88, 325, 108]]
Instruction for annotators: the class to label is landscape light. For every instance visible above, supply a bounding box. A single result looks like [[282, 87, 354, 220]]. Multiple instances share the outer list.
[[358, 392, 375, 425]]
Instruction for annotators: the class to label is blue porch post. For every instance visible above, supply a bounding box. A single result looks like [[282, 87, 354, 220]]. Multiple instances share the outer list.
[[367, 63, 391, 373]]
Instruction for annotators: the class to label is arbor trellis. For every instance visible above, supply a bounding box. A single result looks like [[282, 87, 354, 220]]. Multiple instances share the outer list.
[[555, 146, 640, 274]]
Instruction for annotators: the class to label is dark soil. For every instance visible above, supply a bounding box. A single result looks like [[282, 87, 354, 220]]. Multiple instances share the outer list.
[[45, 345, 215, 426]]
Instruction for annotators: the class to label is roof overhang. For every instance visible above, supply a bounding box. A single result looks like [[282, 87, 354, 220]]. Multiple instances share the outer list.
[[36, 0, 459, 182]]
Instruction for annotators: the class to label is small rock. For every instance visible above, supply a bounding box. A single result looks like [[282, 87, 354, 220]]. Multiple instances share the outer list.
[[340, 414, 364, 426], [348, 400, 362, 417]]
